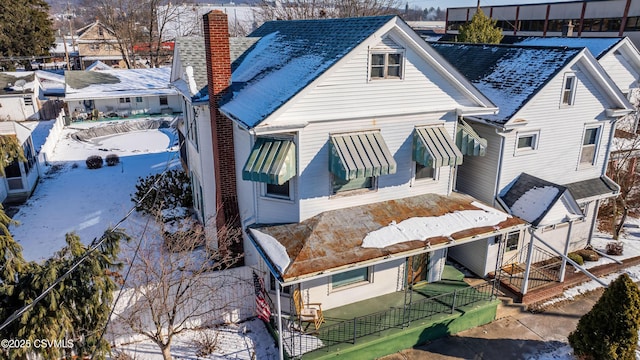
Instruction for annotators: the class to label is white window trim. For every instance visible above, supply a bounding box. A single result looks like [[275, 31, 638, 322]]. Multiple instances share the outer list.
[[368, 49, 405, 81], [514, 130, 540, 155], [560, 73, 577, 107], [578, 125, 602, 167], [329, 266, 374, 292]]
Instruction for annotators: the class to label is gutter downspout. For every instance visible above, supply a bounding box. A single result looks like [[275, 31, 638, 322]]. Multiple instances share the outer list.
[[493, 128, 507, 207]]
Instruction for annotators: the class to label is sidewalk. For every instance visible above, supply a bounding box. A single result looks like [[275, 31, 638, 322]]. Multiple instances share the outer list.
[[380, 289, 604, 360]]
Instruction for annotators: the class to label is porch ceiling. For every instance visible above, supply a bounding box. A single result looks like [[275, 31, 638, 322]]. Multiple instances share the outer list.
[[249, 192, 527, 283]]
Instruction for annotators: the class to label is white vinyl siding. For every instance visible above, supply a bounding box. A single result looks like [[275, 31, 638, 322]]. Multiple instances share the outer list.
[[599, 51, 640, 92], [272, 30, 479, 125], [297, 114, 456, 221], [497, 62, 612, 193], [455, 123, 502, 205], [448, 238, 491, 277]]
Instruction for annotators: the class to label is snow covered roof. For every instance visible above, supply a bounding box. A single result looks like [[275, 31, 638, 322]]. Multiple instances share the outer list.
[[431, 43, 581, 125], [248, 192, 526, 283], [500, 173, 582, 227], [512, 37, 622, 59], [85, 61, 113, 71], [220, 15, 396, 128], [0, 72, 36, 95], [65, 68, 178, 100], [173, 36, 258, 101]]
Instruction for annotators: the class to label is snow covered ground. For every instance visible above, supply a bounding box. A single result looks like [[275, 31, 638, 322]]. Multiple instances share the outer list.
[[9, 119, 640, 359]]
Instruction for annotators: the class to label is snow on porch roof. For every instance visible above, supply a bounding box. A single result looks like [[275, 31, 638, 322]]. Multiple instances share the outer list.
[[64, 68, 177, 100], [248, 192, 527, 283]]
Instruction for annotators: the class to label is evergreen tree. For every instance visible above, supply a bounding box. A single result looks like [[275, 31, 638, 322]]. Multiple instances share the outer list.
[[0, 140, 129, 359], [568, 273, 640, 360], [0, 0, 55, 70], [457, 9, 503, 44]]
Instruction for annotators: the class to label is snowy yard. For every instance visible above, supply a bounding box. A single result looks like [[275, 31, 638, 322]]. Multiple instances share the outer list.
[[9, 118, 640, 359]]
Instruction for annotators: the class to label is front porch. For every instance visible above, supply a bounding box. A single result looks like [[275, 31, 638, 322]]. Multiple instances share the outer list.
[[277, 266, 499, 359]]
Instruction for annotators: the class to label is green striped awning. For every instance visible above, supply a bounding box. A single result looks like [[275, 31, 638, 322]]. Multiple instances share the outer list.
[[456, 119, 487, 156], [330, 131, 397, 181], [414, 126, 463, 168], [242, 137, 296, 185]]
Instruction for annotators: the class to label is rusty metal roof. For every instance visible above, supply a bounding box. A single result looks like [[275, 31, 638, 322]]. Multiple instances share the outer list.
[[249, 192, 527, 283]]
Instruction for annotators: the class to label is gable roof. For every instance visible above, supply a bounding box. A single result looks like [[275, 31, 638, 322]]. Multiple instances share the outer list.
[[431, 43, 582, 125], [220, 16, 396, 128], [513, 37, 622, 59], [249, 192, 526, 283], [65, 68, 177, 100], [76, 21, 115, 39], [173, 36, 259, 101], [0, 72, 36, 95], [500, 173, 582, 227]]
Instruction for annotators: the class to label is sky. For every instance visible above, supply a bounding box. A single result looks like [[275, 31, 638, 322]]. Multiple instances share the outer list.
[[410, 0, 576, 11], [14, 117, 640, 358]]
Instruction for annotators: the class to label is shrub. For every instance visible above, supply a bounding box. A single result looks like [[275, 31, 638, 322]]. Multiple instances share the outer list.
[[569, 273, 640, 360], [606, 241, 624, 256], [575, 249, 599, 262], [131, 169, 193, 216], [85, 155, 103, 169], [568, 252, 584, 266], [193, 330, 219, 357], [106, 154, 120, 166]]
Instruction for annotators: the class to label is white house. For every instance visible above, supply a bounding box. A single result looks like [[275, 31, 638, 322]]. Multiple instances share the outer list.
[[0, 72, 41, 121], [512, 37, 640, 133], [64, 68, 181, 121], [170, 36, 257, 231], [0, 121, 39, 203], [200, 11, 528, 359], [431, 42, 633, 294]]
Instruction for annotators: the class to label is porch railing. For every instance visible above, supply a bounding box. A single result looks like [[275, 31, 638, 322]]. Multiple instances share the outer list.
[[498, 245, 562, 291], [282, 279, 496, 359]]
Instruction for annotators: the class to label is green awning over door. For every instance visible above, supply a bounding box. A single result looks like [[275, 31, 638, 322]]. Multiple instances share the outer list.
[[242, 137, 296, 185], [330, 131, 397, 181], [414, 126, 463, 168], [456, 119, 487, 156]]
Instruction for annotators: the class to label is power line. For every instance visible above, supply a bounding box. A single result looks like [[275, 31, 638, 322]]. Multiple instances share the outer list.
[[0, 117, 186, 334]]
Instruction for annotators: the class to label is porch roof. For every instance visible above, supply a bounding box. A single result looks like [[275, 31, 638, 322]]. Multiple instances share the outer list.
[[564, 176, 619, 202], [248, 192, 527, 283]]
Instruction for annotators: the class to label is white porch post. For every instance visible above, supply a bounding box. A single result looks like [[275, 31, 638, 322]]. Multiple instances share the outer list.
[[559, 221, 574, 283], [276, 284, 284, 360], [521, 229, 536, 295]]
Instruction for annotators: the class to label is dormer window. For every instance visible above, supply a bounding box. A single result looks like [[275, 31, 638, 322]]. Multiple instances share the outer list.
[[561, 73, 576, 106], [370, 52, 403, 79]]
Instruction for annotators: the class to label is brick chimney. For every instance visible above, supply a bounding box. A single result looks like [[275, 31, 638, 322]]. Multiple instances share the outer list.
[[203, 11, 242, 256]]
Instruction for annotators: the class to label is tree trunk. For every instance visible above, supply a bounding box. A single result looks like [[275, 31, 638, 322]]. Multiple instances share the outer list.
[[161, 344, 172, 360], [615, 205, 629, 240]]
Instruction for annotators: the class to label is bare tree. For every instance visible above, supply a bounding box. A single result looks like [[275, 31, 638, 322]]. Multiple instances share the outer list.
[[83, 0, 193, 68], [110, 218, 245, 360], [253, 0, 402, 23], [606, 130, 640, 239]]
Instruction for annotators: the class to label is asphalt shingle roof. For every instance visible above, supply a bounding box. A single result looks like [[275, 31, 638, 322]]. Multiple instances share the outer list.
[[431, 43, 582, 125], [564, 176, 619, 200], [513, 37, 622, 59], [500, 173, 567, 226], [220, 15, 396, 128], [174, 36, 259, 101]]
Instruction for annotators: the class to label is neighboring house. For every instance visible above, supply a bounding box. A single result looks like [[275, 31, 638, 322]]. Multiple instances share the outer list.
[[200, 12, 529, 359], [512, 37, 640, 133], [170, 35, 257, 230], [75, 21, 125, 69], [0, 72, 41, 121], [0, 121, 39, 203], [85, 61, 113, 71], [431, 42, 633, 294], [64, 68, 181, 120]]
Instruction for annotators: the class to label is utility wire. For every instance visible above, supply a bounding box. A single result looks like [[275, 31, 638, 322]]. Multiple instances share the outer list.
[[0, 116, 185, 333]]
